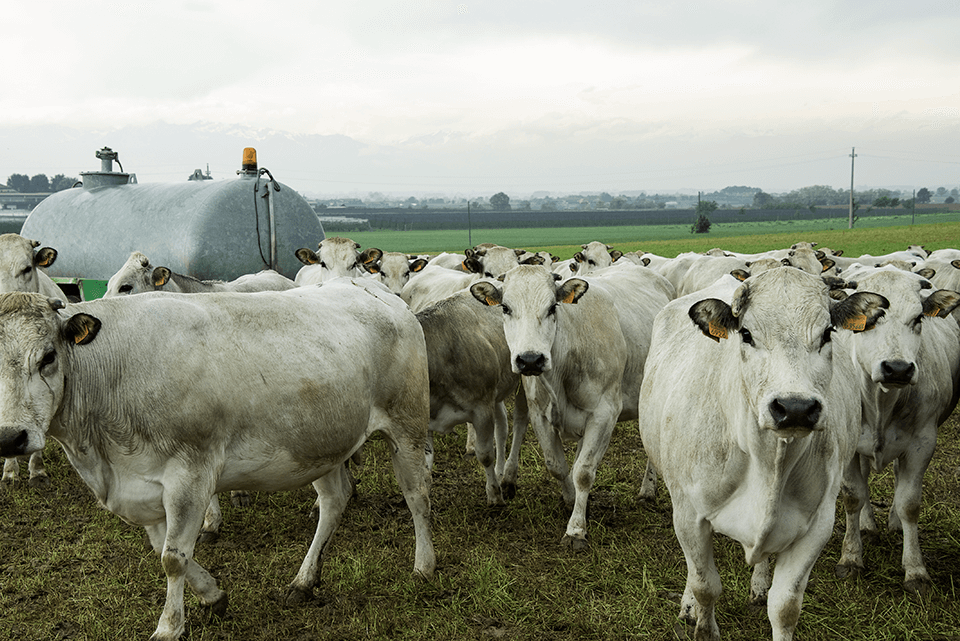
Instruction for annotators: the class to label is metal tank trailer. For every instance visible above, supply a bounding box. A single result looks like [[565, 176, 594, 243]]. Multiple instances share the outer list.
[[21, 146, 325, 300]]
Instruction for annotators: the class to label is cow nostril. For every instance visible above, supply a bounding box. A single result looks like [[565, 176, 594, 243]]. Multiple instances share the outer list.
[[769, 398, 821, 430], [0, 429, 29, 457], [515, 352, 547, 375], [880, 360, 915, 383]]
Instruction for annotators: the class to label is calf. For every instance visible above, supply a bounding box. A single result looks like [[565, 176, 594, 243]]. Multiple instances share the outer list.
[[638, 267, 887, 640], [0, 233, 63, 487], [834, 267, 960, 595], [0, 282, 434, 641]]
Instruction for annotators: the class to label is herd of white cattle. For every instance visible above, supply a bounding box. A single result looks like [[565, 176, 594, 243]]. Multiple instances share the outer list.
[[0, 232, 958, 641]]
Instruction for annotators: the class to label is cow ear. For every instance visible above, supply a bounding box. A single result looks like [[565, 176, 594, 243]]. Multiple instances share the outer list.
[[462, 257, 482, 274], [573, 251, 585, 263], [64, 313, 101, 346], [361, 261, 381, 275], [689, 298, 737, 342], [820, 258, 835, 272], [521, 254, 545, 266], [641, 257, 651, 267], [358, 248, 383, 266], [556, 279, 588, 305], [948, 259, 960, 270], [610, 250, 623, 262], [152, 267, 172, 288], [832, 291, 889, 332], [922, 289, 960, 318], [470, 281, 502, 307], [35, 247, 58, 268], [410, 258, 428, 273], [730, 269, 750, 282], [296, 248, 319, 265]]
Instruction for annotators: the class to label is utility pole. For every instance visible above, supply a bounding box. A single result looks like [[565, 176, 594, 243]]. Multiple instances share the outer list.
[[848, 147, 857, 229], [467, 201, 472, 247]]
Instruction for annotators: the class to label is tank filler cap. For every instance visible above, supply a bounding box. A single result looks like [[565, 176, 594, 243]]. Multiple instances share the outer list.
[[238, 147, 258, 177]]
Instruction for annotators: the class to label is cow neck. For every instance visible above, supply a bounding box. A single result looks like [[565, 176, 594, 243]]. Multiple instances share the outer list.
[[740, 433, 814, 565]]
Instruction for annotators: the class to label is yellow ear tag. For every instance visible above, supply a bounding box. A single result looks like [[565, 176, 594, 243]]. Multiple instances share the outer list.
[[485, 296, 499, 307], [73, 326, 91, 344], [842, 314, 867, 331], [925, 306, 941, 317], [708, 321, 728, 340], [460, 261, 469, 272], [561, 290, 578, 304]]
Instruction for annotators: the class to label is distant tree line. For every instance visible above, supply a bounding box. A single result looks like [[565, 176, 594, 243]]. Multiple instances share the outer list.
[[6, 173, 78, 193]]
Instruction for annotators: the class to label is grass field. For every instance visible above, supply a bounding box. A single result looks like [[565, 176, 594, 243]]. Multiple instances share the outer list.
[[2, 222, 960, 640], [342, 212, 960, 258]]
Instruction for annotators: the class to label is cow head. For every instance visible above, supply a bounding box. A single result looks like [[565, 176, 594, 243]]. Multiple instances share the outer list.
[[572, 241, 617, 276], [845, 267, 960, 389], [105, 251, 162, 296], [0, 293, 101, 458], [688, 268, 888, 437], [369, 252, 428, 295], [0, 234, 58, 295], [295, 237, 383, 284], [470, 265, 587, 376], [462, 245, 537, 278]]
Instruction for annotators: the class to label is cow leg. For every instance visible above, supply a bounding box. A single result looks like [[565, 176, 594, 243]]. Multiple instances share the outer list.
[[750, 556, 772, 605], [837, 455, 867, 579], [857, 456, 878, 535], [229, 490, 251, 508], [199, 495, 223, 543], [1, 456, 19, 486], [891, 425, 936, 596], [471, 405, 505, 506], [464, 423, 477, 457], [672, 501, 721, 641], [26, 451, 49, 488], [500, 387, 529, 500], [561, 414, 616, 550], [639, 459, 658, 500], [767, 499, 835, 641], [145, 485, 226, 641], [386, 431, 436, 580], [493, 401, 508, 479], [286, 466, 353, 604]]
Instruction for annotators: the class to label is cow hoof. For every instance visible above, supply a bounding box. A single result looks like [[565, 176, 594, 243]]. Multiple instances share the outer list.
[[284, 585, 314, 606], [203, 592, 229, 621], [0, 477, 16, 490], [198, 530, 219, 545], [28, 474, 51, 490], [835, 563, 862, 580], [560, 534, 589, 552], [904, 578, 931, 598], [230, 491, 251, 508], [501, 482, 516, 501]]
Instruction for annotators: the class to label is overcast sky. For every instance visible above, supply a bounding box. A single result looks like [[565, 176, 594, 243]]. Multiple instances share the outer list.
[[3, 1, 959, 196]]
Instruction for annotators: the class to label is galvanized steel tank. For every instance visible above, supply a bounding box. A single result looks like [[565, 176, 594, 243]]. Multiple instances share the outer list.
[[22, 147, 324, 281]]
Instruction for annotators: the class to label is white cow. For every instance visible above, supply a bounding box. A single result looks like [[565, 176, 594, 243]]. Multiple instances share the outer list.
[[294, 236, 383, 286], [0, 233, 64, 488], [366, 252, 428, 295], [834, 266, 960, 595], [638, 267, 888, 641], [0, 282, 434, 641], [105, 251, 295, 297], [551, 241, 620, 277], [470, 262, 673, 548]]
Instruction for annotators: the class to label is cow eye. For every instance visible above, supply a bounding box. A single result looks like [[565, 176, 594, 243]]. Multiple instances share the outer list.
[[547, 304, 558, 316], [119, 284, 133, 294], [820, 326, 834, 349], [501, 304, 512, 316], [739, 328, 754, 346], [319, 261, 328, 269], [40, 350, 56, 371], [912, 314, 924, 330], [21, 265, 33, 276]]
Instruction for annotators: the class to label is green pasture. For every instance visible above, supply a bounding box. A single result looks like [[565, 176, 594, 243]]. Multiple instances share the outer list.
[[343, 211, 960, 258]]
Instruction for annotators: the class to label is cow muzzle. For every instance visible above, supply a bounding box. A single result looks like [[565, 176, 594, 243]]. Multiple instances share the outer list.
[[0, 428, 29, 457], [768, 396, 822, 434], [515, 351, 547, 376], [876, 359, 917, 388]]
